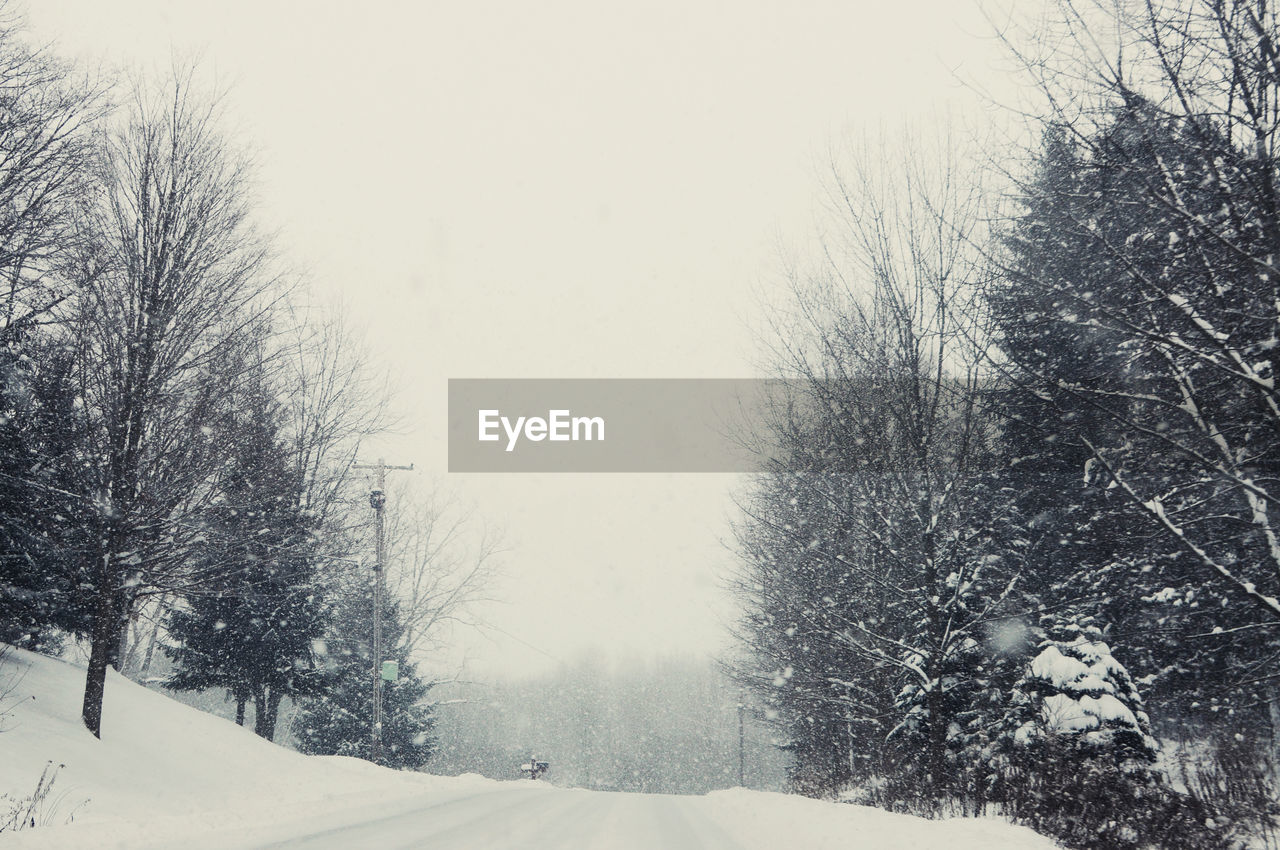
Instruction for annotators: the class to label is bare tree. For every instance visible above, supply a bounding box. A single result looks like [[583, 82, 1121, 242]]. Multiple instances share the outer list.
[[0, 3, 108, 339], [71, 68, 281, 738], [380, 481, 502, 664], [731, 129, 1015, 803], [279, 302, 393, 517]]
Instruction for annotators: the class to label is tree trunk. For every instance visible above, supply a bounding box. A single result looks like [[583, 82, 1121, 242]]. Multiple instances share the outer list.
[[113, 594, 133, 673], [137, 616, 160, 682], [1268, 684, 1280, 773], [925, 674, 947, 798], [253, 686, 267, 737], [278, 700, 300, 743], [266, 690, 283, 741], [235, 696, 246, 726], [81, 576, 117, 738], [920, 481, 948, 801], [252, 688, 284, 741]]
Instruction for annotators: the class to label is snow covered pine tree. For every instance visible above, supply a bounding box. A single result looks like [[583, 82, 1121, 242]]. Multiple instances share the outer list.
[[993, 619, 1223, 849], [293, 577, 435, 770]]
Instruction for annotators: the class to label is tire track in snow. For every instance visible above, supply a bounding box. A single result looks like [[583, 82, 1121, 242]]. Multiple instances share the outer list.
[[252, 786, 552, 849]]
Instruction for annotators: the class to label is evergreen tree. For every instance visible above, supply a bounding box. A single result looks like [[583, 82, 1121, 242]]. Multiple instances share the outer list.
[[0, 332, 94, 649], [294, 576, 435, 770], [991, 619, 1225, 850], [989, 102, 1280, 727], [1003, 620, 1159, 770], [165, 389, 326, 739]]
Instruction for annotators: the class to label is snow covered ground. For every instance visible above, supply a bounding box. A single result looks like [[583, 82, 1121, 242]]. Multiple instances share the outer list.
[[0, 646, 1057, 848]]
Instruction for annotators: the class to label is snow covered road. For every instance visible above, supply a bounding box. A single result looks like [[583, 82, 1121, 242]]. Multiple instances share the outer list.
[[182, 782, 1055, 850], [252, 786, 747, 850]]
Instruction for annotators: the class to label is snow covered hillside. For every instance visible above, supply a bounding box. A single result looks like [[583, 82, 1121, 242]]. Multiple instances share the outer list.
[[0, 645, 501, 848], [0, 647, 1058, 849]]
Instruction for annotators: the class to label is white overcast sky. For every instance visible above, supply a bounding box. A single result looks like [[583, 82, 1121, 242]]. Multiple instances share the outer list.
[[27, 1, 1016, 679]]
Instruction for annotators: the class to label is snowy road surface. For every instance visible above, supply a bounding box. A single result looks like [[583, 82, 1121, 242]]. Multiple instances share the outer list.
[[154, 782, 1055, 850], [254, 786, 746, 850]]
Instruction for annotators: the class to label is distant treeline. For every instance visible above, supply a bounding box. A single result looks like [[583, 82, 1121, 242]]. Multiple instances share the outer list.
[[428, 656, 788, 794]]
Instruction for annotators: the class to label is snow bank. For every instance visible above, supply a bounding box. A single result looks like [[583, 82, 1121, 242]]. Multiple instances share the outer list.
[[0, 646, 509, 848], [703, 789, 1059, 850]]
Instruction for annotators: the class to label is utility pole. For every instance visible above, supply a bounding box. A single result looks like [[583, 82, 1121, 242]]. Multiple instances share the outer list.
[[353, 457, 413, 766]]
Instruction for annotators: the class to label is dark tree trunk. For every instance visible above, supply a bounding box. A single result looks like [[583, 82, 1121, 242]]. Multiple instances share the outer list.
[[81, 567, 117, 738], [235, 696, 246, 726], [267, 690, 283, 740], [112, 592, 133, 673], [925, 668, 947, 798], [253, 688, 284, 741], [919, 479, 949, 802], [253, 686, 266, 737]]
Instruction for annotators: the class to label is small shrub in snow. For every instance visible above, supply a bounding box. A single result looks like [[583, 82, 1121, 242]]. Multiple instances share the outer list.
[[0, 762, 86, 832], [992, 620, 1232, 850]]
